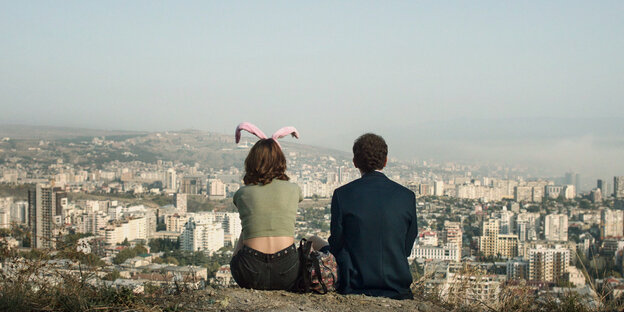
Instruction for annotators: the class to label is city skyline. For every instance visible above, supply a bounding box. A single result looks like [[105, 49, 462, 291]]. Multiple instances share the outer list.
[[2, 122, 622, 192]]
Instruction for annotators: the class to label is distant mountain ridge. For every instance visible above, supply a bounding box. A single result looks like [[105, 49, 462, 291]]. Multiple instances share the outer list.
[[0, 124, 350, 168], [0, 124, 148, 139]]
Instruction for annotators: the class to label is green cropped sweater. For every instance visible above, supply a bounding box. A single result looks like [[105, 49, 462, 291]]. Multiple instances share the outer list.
[[233, 179, 303, 240]]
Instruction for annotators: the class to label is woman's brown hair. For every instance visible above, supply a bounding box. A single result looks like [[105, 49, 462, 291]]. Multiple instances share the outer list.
[[243, 139, 289, 185]]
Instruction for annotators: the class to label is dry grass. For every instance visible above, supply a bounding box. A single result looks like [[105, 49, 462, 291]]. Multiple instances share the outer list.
[[0, 235, 208, 311], [2, 237, 623, 312], [409, 261, 619, 312]]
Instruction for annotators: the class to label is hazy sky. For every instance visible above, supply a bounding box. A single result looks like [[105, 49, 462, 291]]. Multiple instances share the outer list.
[[1, 2, 623, 183]]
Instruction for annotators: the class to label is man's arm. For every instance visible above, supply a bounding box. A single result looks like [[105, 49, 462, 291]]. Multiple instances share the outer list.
[[404, 192, 418, 257], [328, 190, 344, 255]]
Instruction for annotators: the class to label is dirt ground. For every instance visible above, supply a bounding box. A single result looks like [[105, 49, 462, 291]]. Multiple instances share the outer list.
[[167, 287, 447, 312]]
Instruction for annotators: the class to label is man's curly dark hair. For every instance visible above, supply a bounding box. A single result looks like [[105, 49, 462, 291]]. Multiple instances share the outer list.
[[352, 133, 387, 173]]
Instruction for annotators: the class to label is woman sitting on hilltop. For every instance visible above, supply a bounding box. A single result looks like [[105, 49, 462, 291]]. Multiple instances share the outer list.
[[230, 122, 302, 290]]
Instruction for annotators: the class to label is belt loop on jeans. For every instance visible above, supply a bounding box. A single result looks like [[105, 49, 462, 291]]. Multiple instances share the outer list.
[[241, 244, 297, 263]]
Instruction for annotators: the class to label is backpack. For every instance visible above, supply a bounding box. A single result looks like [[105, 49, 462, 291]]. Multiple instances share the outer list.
[[295, 238, 339, 294]]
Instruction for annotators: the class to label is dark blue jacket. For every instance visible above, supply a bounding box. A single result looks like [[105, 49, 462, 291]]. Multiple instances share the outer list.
[[329, 171, 418, 300]]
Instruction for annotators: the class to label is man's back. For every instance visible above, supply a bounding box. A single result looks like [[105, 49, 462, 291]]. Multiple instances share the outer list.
[[329, 171, 418, 299]]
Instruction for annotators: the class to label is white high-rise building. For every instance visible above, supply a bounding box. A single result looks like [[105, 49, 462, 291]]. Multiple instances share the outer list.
[[0, 209, 9, 230], [479, 219, 500, 257], [440, 263, 503, 303], [544, 214, 568, 242], [301, 180, 332, 198], [165, 168, 177, 192], [104, 216, 148, 245], [455, 183, 504, 201], [434, 181, 445, 196], [499, 207, 515, 235], [563, 185, 576, 199], [528, 246, 570, 283], [225, 212, 242, 245], [190, 211, 217, 224], [165, 213, 189, 233], [516, 212, 540, 242], [0, 197, 11, 229], [10, 200, 28, 224], [145, 209, 157, 239], [84, 200, 108, 213], [77, 211, 109, 236], [597, 179, 608, 199], [516, 219, 530, 242], [507, 259, 529, 280], [213, 211, 242, 246], [479, 219, 518, 259], [181, 217, 225, 253], [28, 184, 59, 249], [175, 193, 187, 214], [208, 179, 226, 199], [545, 186, 563, 199], [514, 186, 533, 202], [107, 206, 123, 221], [601, 209, 624, 239], [615, 176, 624, 198], [444, 221, 463, 262]]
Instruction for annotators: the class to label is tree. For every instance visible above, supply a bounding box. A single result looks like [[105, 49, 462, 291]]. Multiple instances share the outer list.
[[103, 270, 121, 281], [579, 199, 591, 210], [0, 228, 10, 237], [152, 257, 164, 264], [10, 224, 30, 247], [147, 181, 163, 190], [113, 245, 148, 265], [164, 256, 179, 266], [149, 238, 179, 253], [56, 232, 92, 251]]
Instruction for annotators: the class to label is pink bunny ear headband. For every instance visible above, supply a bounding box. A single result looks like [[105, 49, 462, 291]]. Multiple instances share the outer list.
[[235, 122, 299, 149]]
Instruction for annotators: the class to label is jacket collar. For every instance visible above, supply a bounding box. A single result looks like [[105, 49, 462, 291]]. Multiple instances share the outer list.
[[362, 171, 387, 179]]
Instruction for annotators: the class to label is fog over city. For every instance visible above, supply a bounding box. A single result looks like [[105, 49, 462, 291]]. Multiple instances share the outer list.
[[1, 2, 623, 184]]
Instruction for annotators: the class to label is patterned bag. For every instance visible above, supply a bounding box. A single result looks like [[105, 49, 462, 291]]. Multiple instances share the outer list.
[[296, 238, 338, 294]]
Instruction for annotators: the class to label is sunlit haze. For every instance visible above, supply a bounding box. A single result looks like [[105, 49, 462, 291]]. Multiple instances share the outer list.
[[1, 2, 623, 183]]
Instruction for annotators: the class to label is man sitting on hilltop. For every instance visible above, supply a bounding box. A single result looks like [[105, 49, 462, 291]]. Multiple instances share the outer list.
[[311, 133, 418, 299]]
